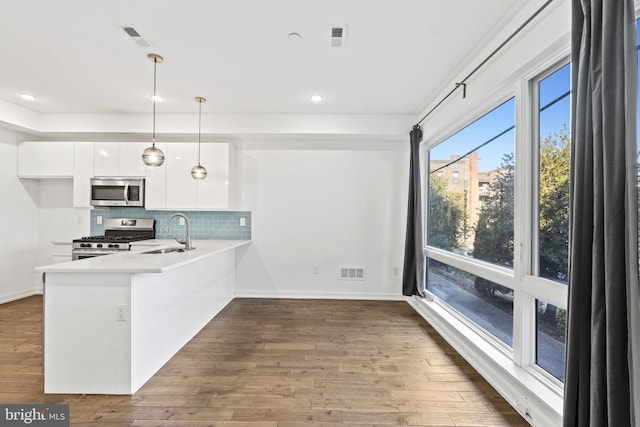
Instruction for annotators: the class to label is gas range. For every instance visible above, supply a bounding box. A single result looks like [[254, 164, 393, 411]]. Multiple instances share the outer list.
[[72, 218, 155, 260]]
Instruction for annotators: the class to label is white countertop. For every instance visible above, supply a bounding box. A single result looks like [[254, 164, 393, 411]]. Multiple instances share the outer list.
[[36, 239, 251, 274]]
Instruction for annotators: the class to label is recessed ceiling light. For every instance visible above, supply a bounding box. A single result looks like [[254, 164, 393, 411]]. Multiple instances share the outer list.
[[20, 93, 36, 101], [310, 94, 323, 102], [150, 95, 163, 102], [288, 32, 302, 40]]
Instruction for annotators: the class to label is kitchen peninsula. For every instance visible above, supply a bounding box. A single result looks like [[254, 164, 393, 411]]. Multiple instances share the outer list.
[[36, 239, 250, 394]]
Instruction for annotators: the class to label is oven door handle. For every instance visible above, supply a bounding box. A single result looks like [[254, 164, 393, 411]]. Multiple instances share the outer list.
[[123, 183, 130, 205]]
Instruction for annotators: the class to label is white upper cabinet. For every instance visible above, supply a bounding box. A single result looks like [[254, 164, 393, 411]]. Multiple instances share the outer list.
[[166, 143, 199, 209], [73, 142, 94, 208], [94, 142, 147, 177], [18, 141, 74, 178], [143, 143, 167, 210], [196, 143, 230, 209], [119, 143, 148, 176], [145, 142, 233, 210]]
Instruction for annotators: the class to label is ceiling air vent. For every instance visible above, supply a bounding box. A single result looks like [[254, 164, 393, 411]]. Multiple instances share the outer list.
[[330, 25, 347, 47], [122, 26, 151, 48]]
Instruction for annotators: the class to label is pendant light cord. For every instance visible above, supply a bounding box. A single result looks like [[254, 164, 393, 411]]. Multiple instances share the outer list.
[[198, 99, 202, 165], [152, 57, 158, 146]]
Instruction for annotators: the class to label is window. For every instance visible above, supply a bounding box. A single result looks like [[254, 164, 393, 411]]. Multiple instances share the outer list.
[[532, 63, 570, 380], [536, 300, 566, 381], [428, 99, 515, 266], [427, 258, 513, 346], [426, 98, 516, 345], [536, 64, 570, 284], [424, 63, 571, 387]]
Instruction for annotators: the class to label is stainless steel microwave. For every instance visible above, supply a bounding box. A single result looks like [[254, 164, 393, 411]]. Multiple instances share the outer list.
[[90, 177, 145, 207]]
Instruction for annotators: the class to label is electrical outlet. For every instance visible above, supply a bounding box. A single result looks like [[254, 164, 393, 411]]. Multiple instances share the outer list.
[[115, 305, 126, 322], [393, 267, 400, 276], [312, 266, 320, 275], [240, 217, 246, 227], [97, 215, 103, 225], [179, 217, 185, 225]]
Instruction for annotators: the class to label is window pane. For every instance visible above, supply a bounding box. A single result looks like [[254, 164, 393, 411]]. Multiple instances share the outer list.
[[536, 300, 566, 381], [426, 258, 513, 347], [537, 64, 570, 283], [428, 99, 515, 268]]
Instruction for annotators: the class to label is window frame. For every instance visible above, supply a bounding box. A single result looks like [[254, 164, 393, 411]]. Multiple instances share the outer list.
[[422, 54, 570, 395], [423, 92, 518, 352], [517, 58, 570, 388]]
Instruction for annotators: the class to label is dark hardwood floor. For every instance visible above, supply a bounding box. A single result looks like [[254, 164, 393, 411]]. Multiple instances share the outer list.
[[0, 295, 528, 426]]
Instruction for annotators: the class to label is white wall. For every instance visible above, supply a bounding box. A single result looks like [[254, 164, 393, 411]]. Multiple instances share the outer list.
[[0, 130, 39, 302], [0, 131, 91, 301], [235, 140, 409, 300]]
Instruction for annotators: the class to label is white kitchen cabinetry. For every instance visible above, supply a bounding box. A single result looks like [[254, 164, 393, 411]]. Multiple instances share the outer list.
[[51, 242, 72, 264], [94, 142, 147, 177], [166, 143, 199, 208], [143, 143, 168, 210], [147, 142, 232, 210], [196, 143, 231, 209], [73, 142, 94, 208], [18, 141, 74, 178]]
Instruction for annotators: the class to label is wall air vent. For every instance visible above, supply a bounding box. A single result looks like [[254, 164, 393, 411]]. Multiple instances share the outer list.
[[330, 26, 347, 47], [122, 26, 151, 48], [340, 267, 365, 281]]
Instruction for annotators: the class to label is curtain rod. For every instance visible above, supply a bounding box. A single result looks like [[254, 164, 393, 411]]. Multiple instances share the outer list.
[[416, 0, 555, 127]]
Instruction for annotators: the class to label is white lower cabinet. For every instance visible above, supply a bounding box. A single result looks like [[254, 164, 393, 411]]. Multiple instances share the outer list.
[[52, 242, 72, 264], [145, 142, 232, 210]]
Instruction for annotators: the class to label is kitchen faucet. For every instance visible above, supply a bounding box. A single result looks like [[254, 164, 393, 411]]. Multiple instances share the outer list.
[[163, 213, 194, 250]]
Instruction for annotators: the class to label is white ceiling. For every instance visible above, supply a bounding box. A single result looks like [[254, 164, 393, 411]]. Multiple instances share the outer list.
[[0, 0, 528, 117]]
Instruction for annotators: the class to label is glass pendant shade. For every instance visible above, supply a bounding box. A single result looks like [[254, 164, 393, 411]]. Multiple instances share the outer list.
[[191, 164, 207, 179], [142, 53, 165, 167], [142, 145, 165, 167], [192, 96, 207, 180]]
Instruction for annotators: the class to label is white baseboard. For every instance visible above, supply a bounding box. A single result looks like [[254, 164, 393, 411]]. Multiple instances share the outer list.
[[234, 290, 407, 301], [0, 289, 40, 304], [407, 296, 562, 427]]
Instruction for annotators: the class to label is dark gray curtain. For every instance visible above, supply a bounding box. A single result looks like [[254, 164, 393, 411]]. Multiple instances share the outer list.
[[403, 124, 425, 297], [564, 0, 640, 425]]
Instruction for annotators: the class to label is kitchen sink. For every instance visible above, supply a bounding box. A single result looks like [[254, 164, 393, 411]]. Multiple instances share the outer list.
[[142, 247, 187, 254]]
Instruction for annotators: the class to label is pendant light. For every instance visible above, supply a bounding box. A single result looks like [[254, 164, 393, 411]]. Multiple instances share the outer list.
[[191, 96, 207, 179], [141, 53, 166, 167]]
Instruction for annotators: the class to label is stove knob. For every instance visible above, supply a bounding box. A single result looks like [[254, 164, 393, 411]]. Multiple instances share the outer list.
[[113, 244, 120, 249], [97, 244, 103, 248], [108, 244, 114, 248], [81, 243, 89, 248]]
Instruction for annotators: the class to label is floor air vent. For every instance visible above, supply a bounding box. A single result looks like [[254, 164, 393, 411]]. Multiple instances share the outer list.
[[340, 267, 364, 281]]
